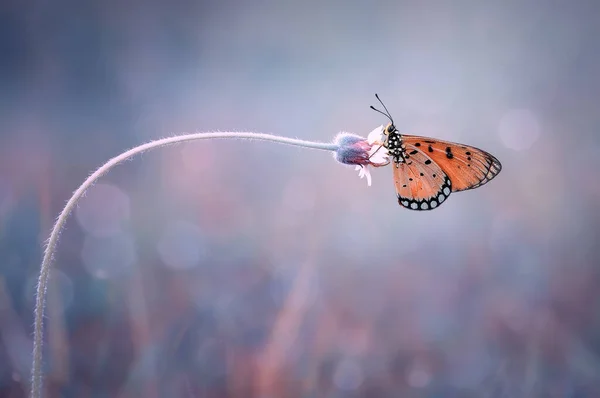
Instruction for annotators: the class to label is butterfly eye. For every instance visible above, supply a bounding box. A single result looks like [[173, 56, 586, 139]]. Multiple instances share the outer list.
[[387, 125, 395, 133]]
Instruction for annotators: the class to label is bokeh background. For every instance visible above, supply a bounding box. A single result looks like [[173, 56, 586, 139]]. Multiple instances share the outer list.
[[2, 1, 600, 397]]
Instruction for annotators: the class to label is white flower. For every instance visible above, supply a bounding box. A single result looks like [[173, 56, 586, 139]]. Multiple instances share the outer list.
[[365, 125, 389, 165], [333, 126, 390, 186]]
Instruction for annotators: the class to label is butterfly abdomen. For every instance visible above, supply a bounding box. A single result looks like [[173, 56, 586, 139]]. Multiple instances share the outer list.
[[384, 130, 408, 164]]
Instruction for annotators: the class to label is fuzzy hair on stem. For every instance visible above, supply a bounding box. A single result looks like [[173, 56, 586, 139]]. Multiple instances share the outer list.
[[31, 131, 339, 398]]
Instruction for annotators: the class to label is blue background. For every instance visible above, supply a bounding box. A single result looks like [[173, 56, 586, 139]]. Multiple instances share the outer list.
[[1, 1, 600, 397]]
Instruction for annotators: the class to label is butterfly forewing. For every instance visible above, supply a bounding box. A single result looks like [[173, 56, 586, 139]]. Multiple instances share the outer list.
[[402, 135, 502, 192], [394, 149, 453, 211]]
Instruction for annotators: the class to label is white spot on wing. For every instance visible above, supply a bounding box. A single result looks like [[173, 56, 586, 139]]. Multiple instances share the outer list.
[[431, 200, 437, 208], [410, 202, 418, 210], [443, 187, 450, 196], [421, 202, 429, 210]]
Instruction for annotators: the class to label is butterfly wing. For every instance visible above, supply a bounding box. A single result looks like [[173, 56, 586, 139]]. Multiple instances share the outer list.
[[402, 135, 502, 192], [394, 149, 453, 211]]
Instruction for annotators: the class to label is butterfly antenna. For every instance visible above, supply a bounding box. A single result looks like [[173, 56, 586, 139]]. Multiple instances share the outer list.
[[370, 105, 392, 122], [374, 93, 394, 125]]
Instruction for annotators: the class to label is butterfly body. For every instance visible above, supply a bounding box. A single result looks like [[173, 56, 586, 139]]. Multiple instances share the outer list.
[[369, 94, 501, 211], [382, 124, 408, 164], [380, 122, 501, 211]]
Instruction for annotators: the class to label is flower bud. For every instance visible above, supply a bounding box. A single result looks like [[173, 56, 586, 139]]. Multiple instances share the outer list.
[[333, 133, 372, 166], [332, 127, 390, 186]]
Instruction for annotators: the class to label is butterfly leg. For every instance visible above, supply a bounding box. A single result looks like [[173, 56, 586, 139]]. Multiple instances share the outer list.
[[371, 159, 390, 167], [367, 143, 390, 166]]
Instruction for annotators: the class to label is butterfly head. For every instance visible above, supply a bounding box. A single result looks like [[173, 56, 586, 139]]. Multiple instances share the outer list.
[[384, 123, 397, 135]]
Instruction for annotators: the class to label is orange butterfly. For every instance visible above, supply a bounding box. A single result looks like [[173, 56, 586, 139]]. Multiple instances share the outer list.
[[370, 94, 502, 211]]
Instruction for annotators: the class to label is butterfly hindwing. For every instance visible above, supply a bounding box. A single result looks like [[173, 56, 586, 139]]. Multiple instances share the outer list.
[[402, 135, 502, 192], [394, 149, 453, 211]]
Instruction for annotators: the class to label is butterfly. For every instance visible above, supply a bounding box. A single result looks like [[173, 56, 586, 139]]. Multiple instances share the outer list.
[[370, 94, 502, 211]]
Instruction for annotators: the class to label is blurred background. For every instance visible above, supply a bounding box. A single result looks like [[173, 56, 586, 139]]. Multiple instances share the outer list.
[[1, 1, 600, 397]]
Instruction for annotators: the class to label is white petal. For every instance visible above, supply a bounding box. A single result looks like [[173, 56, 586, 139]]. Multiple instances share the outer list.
[[367, 125, 385, 145], [364, 167, 372, 186], [368, 144, 389, 165], [356, 165, 372, 186], [357, 166, 365, 178]]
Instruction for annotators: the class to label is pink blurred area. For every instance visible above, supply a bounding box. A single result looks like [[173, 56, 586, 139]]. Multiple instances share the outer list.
[[2, 1, 600, 397]]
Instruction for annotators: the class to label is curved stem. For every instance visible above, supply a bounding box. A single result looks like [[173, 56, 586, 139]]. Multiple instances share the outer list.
[[31, 131, 338, 398]]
